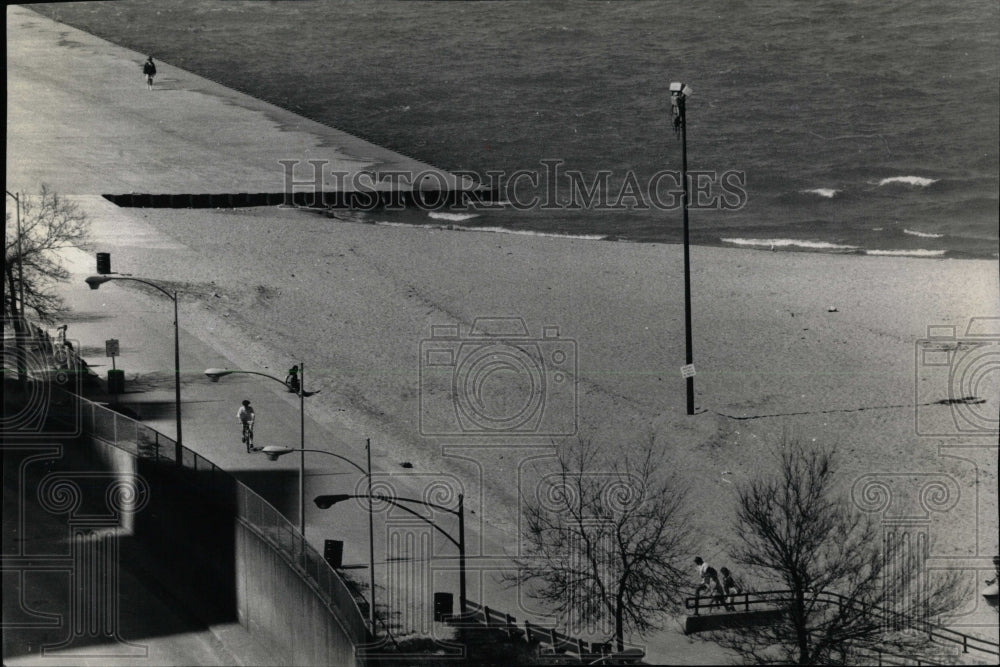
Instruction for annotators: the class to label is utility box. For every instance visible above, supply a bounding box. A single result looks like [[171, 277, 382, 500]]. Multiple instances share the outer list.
[[96, 252, 112, 275], [107, 369, 125, 394], [324, 539, 343, 569]]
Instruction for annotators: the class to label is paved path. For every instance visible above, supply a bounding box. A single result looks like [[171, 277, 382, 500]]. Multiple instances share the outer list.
[[6, 4, 471, 196], [4, 5, 474, 665]]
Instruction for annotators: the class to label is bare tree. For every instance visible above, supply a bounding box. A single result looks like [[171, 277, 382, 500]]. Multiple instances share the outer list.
[[506, 437, 694, 652], [707, 441, 967, 665], [5, 185, 90, 323]]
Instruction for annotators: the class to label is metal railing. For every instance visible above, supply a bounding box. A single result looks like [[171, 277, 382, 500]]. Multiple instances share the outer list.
[[685, 589, 999, 660], [56, 388, 371, 647], [454, 600, 644, 663]]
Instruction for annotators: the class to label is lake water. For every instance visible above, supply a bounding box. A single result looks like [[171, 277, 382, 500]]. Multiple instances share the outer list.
[[31, 0, 1000, 258]]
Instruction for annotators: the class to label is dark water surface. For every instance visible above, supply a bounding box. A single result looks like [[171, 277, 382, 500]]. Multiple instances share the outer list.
[[31, 0, 1000, 258]]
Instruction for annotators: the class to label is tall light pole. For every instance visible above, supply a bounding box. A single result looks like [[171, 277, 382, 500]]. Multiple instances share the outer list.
[[204, 364, 315, 535], [86, 274, 183, 459], [260, 440, 375, 631], [5, 190, 27, 384], [315, 491, 466, 619], [4, 191, 26, 322], [671, 81, 696, 415]]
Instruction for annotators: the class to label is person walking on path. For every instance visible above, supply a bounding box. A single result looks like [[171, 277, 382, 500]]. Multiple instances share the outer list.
[[694, 556, 726, 610], [142, 56, 157, 90], [720, 566, 743, 612], [285, 365, 300, 393], [237, 399, 256, 452]]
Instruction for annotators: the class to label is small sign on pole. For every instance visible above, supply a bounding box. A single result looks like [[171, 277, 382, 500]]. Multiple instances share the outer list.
[[680, 363, 696, 379], [106, 339, 119, 371]]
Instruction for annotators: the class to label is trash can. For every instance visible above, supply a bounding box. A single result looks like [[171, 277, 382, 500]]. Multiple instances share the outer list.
[[324, 539, 343, 569], [107, 369, 125, 394], [434, 592, 453, 622]]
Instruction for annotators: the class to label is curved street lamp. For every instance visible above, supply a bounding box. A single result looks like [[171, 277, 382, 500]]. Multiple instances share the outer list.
[[204, 364, 315, 536], [86, 274, 182, 462], [315, 490, 466, 618], [264, 441, 376, 632]]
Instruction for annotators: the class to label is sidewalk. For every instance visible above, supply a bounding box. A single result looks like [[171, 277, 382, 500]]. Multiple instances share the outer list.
[[6, 4, 473, 196], [6, 0, 429, 568], [4, 5, 414, 664]]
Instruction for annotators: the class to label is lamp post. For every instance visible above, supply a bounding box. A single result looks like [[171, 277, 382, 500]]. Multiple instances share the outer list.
[[670, 81, 696, 415], [86, 275, 183, 459], [4, 191, 26, 322], [204, 364, 314, 535], [5, 190, 26, 384], [261, 440, 375, 631], [315, 491, 466, 618]]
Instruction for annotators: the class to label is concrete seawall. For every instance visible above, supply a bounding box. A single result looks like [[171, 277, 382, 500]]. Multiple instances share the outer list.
[[6, 4, 484, 200]]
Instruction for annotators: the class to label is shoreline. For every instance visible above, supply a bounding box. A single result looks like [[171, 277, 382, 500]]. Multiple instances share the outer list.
[[8, 4, 998, 660], [322, 208, 997, 260], [24, 1, 999, 263]]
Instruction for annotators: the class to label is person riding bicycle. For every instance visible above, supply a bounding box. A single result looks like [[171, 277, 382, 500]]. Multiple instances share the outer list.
[[237, 399, 256, 452]]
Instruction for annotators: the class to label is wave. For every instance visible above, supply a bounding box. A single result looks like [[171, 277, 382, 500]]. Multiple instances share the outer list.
[[865, 249, 947, 257], [878, 176, 938, 187], [721, 238, 859, 250], [903, 228, 944, 239], [467, 226, 607, 241], [801, 188, 839, 198], [374, 220, 607, 241], [427, 211, 480, 222]]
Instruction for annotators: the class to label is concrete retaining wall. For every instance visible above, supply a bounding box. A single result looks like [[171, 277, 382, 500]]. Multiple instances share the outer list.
[[46, 390, 368, 666]]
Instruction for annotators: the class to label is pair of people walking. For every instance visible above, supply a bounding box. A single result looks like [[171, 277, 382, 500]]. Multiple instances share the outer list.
[[694, 556, 743, 612]]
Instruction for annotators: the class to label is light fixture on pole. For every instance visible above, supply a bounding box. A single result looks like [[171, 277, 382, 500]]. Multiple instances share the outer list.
[[315, 491, 466, 619], [670, 81, 696, 416], [261, 440, 375, 631], [86, 273, 183, 459], [204, 365, 316, 536]]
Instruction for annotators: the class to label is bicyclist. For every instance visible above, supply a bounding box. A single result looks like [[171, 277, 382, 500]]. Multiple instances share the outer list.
[[237, 399, 255, 452]]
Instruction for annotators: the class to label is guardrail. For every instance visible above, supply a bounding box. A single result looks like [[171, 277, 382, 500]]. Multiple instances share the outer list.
[[685, 589, 999, 660], [53, 387, 371, 650], [454, 600, 644, 663]]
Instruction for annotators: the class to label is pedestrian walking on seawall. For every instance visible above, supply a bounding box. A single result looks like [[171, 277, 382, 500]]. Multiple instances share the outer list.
[[142, 56, 156, 90]]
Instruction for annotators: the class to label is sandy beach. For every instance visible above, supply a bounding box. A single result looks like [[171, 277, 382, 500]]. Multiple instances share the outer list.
[[95, 201, 1000, 649], [6, 5, 998, 662]]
